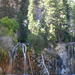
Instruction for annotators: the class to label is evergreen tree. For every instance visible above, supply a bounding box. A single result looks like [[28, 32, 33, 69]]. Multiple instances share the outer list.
[[0, 0, 15, 18], [55, 0, 67, 42], [39, 0, 68, 43], [27, 0, 45, 53], [40, 0, 57, 46], [9, 5, 15, 18], [70, 3, 75, 41], [72, 4, 75, 24], [63, 0, 70, 21], [17, 0, 28, 42], [28, 0, 36, 34]]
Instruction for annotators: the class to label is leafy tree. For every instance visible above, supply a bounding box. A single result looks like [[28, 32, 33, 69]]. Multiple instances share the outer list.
[[0, 17, 19, 54], [0, 16, 19, 32]]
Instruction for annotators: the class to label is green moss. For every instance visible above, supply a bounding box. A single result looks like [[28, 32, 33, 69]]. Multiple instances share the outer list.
[[17, 47, 23, 54]]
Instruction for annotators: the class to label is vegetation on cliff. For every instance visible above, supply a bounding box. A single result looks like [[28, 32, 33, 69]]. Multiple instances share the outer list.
[[0, 0, 75, 54]]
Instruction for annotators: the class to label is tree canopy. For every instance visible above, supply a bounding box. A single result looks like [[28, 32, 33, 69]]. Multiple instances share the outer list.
[[0, 16, 19, 32]]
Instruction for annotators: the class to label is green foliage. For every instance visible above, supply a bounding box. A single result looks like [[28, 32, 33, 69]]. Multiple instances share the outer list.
[[17, 47, 23, 54], [72, 4, 75, 21], [69, 33, 73, 37], [28, 0, 36, 33], [0, 26, 9, 36], [27, 0, 75, 53], [62, 32, 73, 43], [39, 0, 57, 44], [0, 16, 19, 32], [0, 17, 19, 44], [17, 0, 28, 43], [69, 2, 75, 39], [27, 34, 45, 54], [17, 11, 28, 42], [9, 6, 15, 18]]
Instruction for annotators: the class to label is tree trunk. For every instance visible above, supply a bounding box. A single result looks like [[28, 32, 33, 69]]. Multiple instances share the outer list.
[[28, 51, 33, 75]]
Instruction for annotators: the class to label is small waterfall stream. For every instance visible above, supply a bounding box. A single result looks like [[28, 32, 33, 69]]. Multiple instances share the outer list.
[[7, 42, 28, 75], [22, 43, 27, 74]]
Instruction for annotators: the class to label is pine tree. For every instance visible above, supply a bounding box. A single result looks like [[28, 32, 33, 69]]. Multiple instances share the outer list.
[[63, 0, 70, 21], [72, 4, 75, 23], [39, 0, 68, 43], [38, 0, 58, 46], [70, 3, 75, 39], [0, 0, 15, 19], [55, 0, 67, 42], [17, 0, 28, 42], [27, 0, 45, 53], [28, 0, 37, 34], [9, 5, 15, 18]]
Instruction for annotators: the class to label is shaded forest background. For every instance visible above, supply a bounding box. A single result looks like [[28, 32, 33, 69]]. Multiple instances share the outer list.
[[0, 0, 75, 54]]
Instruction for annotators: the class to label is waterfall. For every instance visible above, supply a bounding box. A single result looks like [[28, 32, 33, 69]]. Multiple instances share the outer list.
[[22, 43, 27, 74], [7, 43, 21, 74], [7, 42, 27, 74], [24, 53, 27, 74], [11, 42, 21, 59]]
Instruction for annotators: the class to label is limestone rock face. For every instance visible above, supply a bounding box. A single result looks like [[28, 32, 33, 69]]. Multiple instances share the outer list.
[[55, 43, 68, 66], [55, 43, 75, 74]]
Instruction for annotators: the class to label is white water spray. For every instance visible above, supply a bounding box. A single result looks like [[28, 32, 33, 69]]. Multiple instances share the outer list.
[[22, 43, 27, 74], [7, 43, 27, 74]]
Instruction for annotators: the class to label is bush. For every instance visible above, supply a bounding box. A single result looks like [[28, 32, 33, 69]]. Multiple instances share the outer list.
[[27, 34, 45, 54], [0, 16, 19, 32]]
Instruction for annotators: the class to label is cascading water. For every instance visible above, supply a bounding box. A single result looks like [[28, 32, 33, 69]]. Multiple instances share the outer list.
[[7, 43, 21, 74], [7, 42, 27, 75], [22, 43, 27, 74]]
